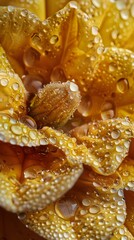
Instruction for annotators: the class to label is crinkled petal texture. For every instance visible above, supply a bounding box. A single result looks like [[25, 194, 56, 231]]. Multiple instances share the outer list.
[[0, 0, 45, 20], [0, 4, 103, 94], [71, 118, 133, 175], [0, 114, 86, 212], [22, 167, 126, 240], [46, 0, 134, 51]]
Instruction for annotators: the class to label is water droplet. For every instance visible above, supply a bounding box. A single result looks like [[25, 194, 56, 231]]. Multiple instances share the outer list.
[[109, 63, 117, 72], [50, 35, 59, 45], [18, 212, 26, 220], [116, 1, 126, 10], [0, 78, 9, 87], [50, 66, 66, 82], [29, 130, 37, 140], [23, 47, 40, 67], [111, 30, 119, 40], [89, 205, 100, 214], [116, 214, 125, 223], [78, 96, 92, 117], [120, 10, 129, 20], [12, 83, 19, 91], [20, 115, 37, 129], [55, 198, 78, 219], [101, 102, 115, 120], [11, 125, 22, 135], [22, 74, 43, 94], [24, 168, 37, 179], [91, 26, 98, 36], [69, 82, 78, 92], [121, 236, 128, 240], [92, 0, 101, 8], [116, 78, 129, 93], [82, 198, 90, 207], [111, 130, 120, 139], [69, 1, 79, 9]]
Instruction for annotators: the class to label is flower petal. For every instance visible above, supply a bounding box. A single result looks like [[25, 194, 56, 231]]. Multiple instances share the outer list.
[[124, 190, 134, 236], [71, 118, 133, 175], [111, 225, 134, 240], [0, 139, 83, 213], [22, 167, 126, 239], [30, 81, 81, 128], [118, 157, 134, 191], [76, 47, 134, 121], [0, 0, 45, 19], [0, 45, 26, 116]]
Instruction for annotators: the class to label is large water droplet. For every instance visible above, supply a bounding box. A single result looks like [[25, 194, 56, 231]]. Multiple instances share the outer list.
[[50, 35, 59, 45], [23, 47, 40, 67], [101, 102, 115, 120], [55, 198, 78, 219], [22, 74, 43, 94], [50, 66, 66, 82], [78, 97, 92, 117], [116, 78, 129, 93], [89, 205, 100, 214], [20, 115, 37, 129]]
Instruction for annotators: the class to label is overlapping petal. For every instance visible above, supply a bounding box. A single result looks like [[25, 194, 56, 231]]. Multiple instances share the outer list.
[[22, 167, 126, 239], [71, 118, 133, 175]]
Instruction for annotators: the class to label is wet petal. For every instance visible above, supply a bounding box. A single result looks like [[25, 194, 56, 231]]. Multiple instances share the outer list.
[[111, 225, 134, 240], [30, 81, 81, 128], [0, 139, 83, 213], [0, 0, 45, 20], [76, 47, 134, 121], [124, 190, 134, 236], [0, 45, 26, 116], [0, 4, 103, 93], [22, 167, 126, 239], [118, 157, 134, 191], [71, 118, 133, 175]]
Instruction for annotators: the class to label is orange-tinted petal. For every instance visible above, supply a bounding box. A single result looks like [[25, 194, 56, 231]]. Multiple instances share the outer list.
[[0, 45, 26, 117], [110, 225, 134, 240], [71, 118, 133, 175], [118, 157, 134, 191], [22, 167, 126, 239], [30, 81, 81, 128], [124, 190, 134, 236]]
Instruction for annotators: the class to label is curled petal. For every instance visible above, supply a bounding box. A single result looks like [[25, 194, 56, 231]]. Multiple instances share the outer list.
[[22, 167, 126, 239], [0, 139, 83, 213], [111, 225, 134, 240], [71, 118, 133, 175], [0, 45, 26, 116], [0, 0, 45, 20], [118, 157, 134, 191], [124, 190, 134, 236], [30, 81, 81, 128]]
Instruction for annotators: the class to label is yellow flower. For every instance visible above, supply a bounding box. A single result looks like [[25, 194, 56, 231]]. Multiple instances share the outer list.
[[0, 0, 134, 240]]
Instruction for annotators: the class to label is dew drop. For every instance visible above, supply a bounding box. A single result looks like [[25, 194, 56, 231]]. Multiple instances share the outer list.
[[82, 198, 90, 207], [11, 125, 22, 135], [78, 96, 92, 117], [55, 198, 78, 219], [50, 66, 66, 82], [109, 63, 117, 72], [69, 82, 78, 92], [18, 212, 26, 220], [50, 35, 59, 45], [111, 130, 120, 139], [89, 205, 100, 214], [12, 83, 19, 91], [92, 0, 101, 8], [0, 78, 9, 87], [20, 115, 37, 129], [120, 10, 129, 20], [69, 1, 79, 9], [91, 26, 98, 36], [116, 1, 126, 10], [116, 78, 129, 93], [111, 30, 119, 40], [24, 168, 37, 179], [116, 214, 125, 223], [22, 74, 43, 94], [101, 102, 115, 120], [23, 47, 40, 67]]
